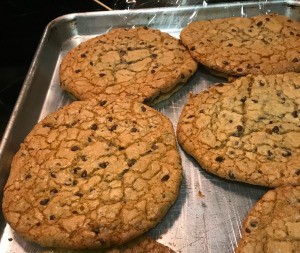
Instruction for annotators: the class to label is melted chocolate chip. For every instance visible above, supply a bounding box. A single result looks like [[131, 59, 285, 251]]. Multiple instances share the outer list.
[[228, 171, 235, 179], [73, 180, 78, 186], [75, 69, 81, 73], [91, 124, 98, 130], [99, 100, 107, 106], [127, 159, 136, 167], [40, 199, 49, 205], [81, 53, 86, 58], [265, 17, 270, 21], [215, 156, 225, 163], [236, 68, 243, 72], [141, 106, 146, 112], [292, 111, 298, 118], [161, 175, 170, 181], [50, 215, 55, 220], [50, 188, 58, 194], [75, 192, 83, 197], [99, 73, 106, 77], [71, 146, 79, 151], [256, 21, 263, 27], [109, 125, 117, 131], [245, 227, 251, 233], [90, 61, 93, 66], [99, 162, 109, 168], [151, 69, 156, 74], [272, 126, 280, 133], [81, 170, 88, 178]]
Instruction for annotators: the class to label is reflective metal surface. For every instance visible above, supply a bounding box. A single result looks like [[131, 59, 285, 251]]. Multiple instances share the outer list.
[[0, 1, 299, 252]]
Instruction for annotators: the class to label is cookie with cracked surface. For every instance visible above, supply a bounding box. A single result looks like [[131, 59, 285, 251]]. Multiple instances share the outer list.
[[235, 186, 300, 253], [2, 96, 182, 249], [180, 14, 300, 77], [177, 72, 300, 187], [60, 27, 197, 105]]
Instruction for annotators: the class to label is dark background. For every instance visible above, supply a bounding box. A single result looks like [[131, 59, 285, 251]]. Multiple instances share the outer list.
[[0, 0, 245, 140]]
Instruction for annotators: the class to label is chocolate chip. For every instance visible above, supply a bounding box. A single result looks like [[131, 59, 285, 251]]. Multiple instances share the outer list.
[[216, 83, 224, 87], [248, 29, 253, 32], [81, 170, 88, 178], [131, 127, 138, 132], [282, 150, 292, 157], [290, 31, 295, 35], [109, 125, 117, 131], [50, 172, 57, 178], [181, 73, 185, 79], [161, 175, 170, 181], [245, 227, 251, 233], [89, 227, 99, 236], [88, 137, 92, 142], [91, 124, 98, 130], [228, 171, 235, 179], [246, 63, 252, 69], [81, 155, 87, 161], [90, 61, 94, 66], [72, 210, 78, 214], [236, 125, 243, 131], [231, 29, 237, 32], [252, 99, 258, 103], [292, 58, 298, 62], [259, 80, 265, 86], [80, 53, 86, 58], [151, 54, 157, 58], [75, 69, 81, 73], [250, 220, 258, 227], [43, 123, 53, 128], [187, 115, 195, 119], [71, 146, 79, 151], [287, 19, 292, 22], [267, 150, 273, 157], [143, 97, 152, 104], [143, 26, 149, 30], [73, 180, 78, 186], [296, 169, 300, 176], [40, 199, 49, 205], [151, 69, 156, 74], [50, 188, 58, 194], [265, 17, 270, 21], [215, 156, 224, 163], [223, 61, 229, 65], [292, 111, 298, 118], [236, 68, 243, 72], [190, 46, 196, 51], [50, 215, 55, 220], [240, 97, 247, 103], [272, 126, 280, 133], [99, 162, 108, 168], [8, 238, 13, 241], [99, 100, 107, 106], [227, 43, 233, 47], [73, 167, 81, 174], [199, 109, 204, 113], [25, 174, 32, 180], [141, 106, 146, 112], [256, 21, 263, 27], [99, 73, 106, 77], [119, 146, 125, 151], [127, 159, 136, 167], [151, 144, 158, 150], [75, 192, 83, 197]]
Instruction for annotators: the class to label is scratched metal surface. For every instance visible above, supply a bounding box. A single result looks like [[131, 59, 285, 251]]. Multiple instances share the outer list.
[[0, 1, 299, 252]]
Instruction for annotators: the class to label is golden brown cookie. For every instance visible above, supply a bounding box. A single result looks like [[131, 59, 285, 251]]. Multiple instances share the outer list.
[[105, 236, 176, 253], [177, 72, 300, 187], [180, 14, 300, 76], [235, 186, 300, 253], [60, 27, 197, 105], [2, 96, 182, 249]]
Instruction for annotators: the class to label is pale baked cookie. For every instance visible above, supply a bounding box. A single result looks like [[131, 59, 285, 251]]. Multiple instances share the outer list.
[[60, 27, 197, 105], [177, 72, 300, 187], [2, 96, 182, 249], [180, 14, 300, 76], [235, 186, 300, 253]]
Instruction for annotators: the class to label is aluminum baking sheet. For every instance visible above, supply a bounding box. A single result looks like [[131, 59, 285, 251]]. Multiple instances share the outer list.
[[0, 1, 299, 252]]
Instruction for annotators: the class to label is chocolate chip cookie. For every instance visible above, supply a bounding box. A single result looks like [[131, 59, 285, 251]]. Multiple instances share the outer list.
[[177, 72, 300, 187], [235, 186, 300, 253], [60, 27, 197, 105], [180, 14, 300, 76], [2, 96, 182, 249]]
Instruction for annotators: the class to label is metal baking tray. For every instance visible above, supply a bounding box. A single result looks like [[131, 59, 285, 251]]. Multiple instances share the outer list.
[[0, 1, 299, 252]]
